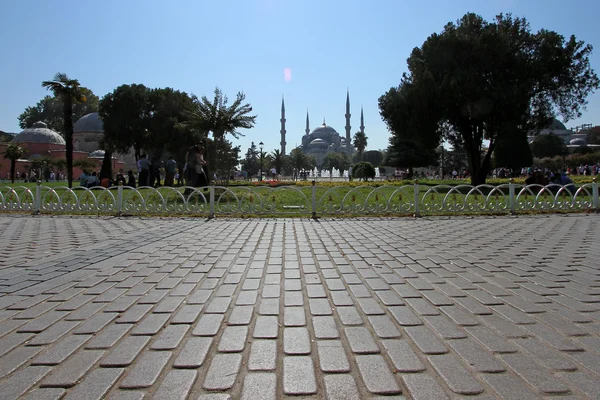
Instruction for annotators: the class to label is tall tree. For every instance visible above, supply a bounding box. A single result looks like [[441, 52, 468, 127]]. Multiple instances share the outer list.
[[352, 131, 368, 161], [380, 13, 599, 185], [18, 88, 99, 136], [42, 73, 88, 188], [362, 150, 384, 167], [493, 126, 533, 170], [3, 143, 25, 183], [384, 137, 438, 179], [240, 142, 260, 176], [270, 149, 284, 174], [190, 87, 257, 141], [530, 133, 568, 158], [321, 152, 352, 172]]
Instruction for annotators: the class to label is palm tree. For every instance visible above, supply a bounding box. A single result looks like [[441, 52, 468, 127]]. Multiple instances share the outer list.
[[3, 143, 25, 183], [271, 149, 283, 174], [42, 73, 87, 188], [191, 87, 257, 141], [353, 131, 368, 161]]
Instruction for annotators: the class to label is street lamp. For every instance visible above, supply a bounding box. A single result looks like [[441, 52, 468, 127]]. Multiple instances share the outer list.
[[259, 142, 264, 182]]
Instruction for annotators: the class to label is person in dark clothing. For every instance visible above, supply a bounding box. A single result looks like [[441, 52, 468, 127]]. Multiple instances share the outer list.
[[115, 170, 126, 186], [127, 170, 136, 188]]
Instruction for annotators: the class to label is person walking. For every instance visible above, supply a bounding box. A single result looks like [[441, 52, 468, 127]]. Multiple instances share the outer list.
[[165, 156, 177, 187]]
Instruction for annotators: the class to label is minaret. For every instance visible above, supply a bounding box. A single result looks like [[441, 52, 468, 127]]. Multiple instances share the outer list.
[[280, 96, 286, 155], [360, 106, 365, 134], [345, 89, 352, 154], [305, 111, 310, 136]]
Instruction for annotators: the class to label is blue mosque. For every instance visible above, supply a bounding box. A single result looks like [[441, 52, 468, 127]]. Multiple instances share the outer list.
[[279, 91, 364, 166]]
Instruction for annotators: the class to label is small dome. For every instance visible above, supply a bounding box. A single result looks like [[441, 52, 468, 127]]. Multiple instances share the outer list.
[[13, 122, 66, 145], [548, 119, 567, 131], [309, 138, 329, 148], [88, 150, 105, 158], [570, 138, 586, 146], [74, 112, 104, 133]]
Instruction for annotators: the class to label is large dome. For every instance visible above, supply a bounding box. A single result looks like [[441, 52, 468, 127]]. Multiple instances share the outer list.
[[311, 123, 339, 139], [13, 121, 66, 145], [74, 112, 104, 133]]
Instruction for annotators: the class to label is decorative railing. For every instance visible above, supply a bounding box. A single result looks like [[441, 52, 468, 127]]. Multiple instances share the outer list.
[[0, 179, 598, 217]]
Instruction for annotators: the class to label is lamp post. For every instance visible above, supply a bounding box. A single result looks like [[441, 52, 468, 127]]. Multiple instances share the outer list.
[[259, 142, 264, 182]]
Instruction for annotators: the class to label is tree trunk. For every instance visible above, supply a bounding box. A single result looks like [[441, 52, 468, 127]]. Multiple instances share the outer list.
[[10, 159, 15, 183], [100, 150, 112, 180], [63, 98, 74, 188]]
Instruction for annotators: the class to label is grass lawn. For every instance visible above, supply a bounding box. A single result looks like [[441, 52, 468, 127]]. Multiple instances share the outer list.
[[0, 177, 596, 216]]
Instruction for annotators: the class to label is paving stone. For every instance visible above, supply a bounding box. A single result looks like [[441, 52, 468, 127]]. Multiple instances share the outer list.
[[423, 315, 467, 339], [151, 369, 197, 400], [355, 354, 401, 394], [317, 340, 350, 372], [27, 320, 80, 346], [40, 349, 104, 388], [240, 373, 277, 400], [401, 374, 449, 400], [481, 371, 538, 399], [32, 334, 91, 365], [284, 327, 311, 354], [324, 375, 360, 400], [235, 290, 258, 305], [381, 339, 426, 372], [368, 315, 401, 338], [153, 296, 184, 313], [215, 284, 236, 297], [248, 340, 277, 371], [253, 316, 279, 338], [73, 312, 118, 334], [284, 306, 306, 326], [345, 327, 380, 354], [478, 314, 531, 338], [336, 306, 364, 325], [18, 311, 69, 333], [151, 324, 190, 350], [192, 314, 224, 336], [309, 298, 333, 315], [1, 365, 52, 400], [203, 353, 242, 390], [100, 336, 151, 367], [283, 356, 317, 395], [556, 371, 600, 399], [427, 354, 485, 395], [500, 352, 570, 394], [524, 322, 584, 352], [138, 289, 168, 304], [312, 315, 340, 338], [446, 338, 506, 372], [510, 337, 578, 371], [64, 302, 105, 321], [131, 313, 170, 335], [119, 350, 172, 389], [172, 336, 213, 368], [22, 388, 67, 400], [388, 305, 423, 326], [85, 323, 132, 349], [227, 305, 254, 325], [63, 367, 124, 400], [13, 301, 57, 319], [0, 345, 43, 378], [115, 304, 153, 324], [103, 295, 138, 313], [217, 325, 248, 352], [403, 325, 448, 354], [258, 298, 280, 315]]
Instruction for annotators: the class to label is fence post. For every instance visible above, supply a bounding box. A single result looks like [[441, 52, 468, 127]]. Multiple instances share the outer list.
[[209, 183, 215, 219], [593, 178, 599, 212], [509, 178, 516, 215], [311, 180, 317, 219], [34, 180, 41, 215], [117, 181, 123, 216], [413, 180, 420, 217]]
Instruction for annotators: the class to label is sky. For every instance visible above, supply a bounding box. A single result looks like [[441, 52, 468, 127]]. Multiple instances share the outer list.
[[1, 0, 600, 155]]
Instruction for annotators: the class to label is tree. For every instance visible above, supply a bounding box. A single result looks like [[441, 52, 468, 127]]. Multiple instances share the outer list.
[[493, 127, 533, 170], [531, 134, 568, 158], [240, 142, 260, 176], [18, 88, 99, 135], [384, 137, 438, 179], [352, 161, 376, 181], [42, 73, 88, 188], [3, 143, 25, 183], [74, 159, 99, 174], [585, 126, 600, 145], [321, 152, 352, 172], [288, 147, 315, 172], [381, 13, 599, 185], [270, 149, 284, 174], [190, 87, 257, 141], [363, 150, 384, 167], [99, 84, 151, 161], [352, 131, 367, 161], [205, 137, 240, 184]]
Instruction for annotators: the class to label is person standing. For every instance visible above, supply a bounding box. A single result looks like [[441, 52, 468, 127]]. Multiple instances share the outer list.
[[127, 170, 136, 188], [165, 156, 177, 187], [195, 143, 208, 187], [137, 155, 150, 187], [185, 146, 198, 187]]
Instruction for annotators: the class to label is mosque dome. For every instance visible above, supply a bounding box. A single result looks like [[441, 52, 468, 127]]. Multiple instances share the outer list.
[[13, 122, 66, 145], [88, 150, 106, 158], [311, 123, 339, 139], [548, 119, 567, 131], [74, 112, 104, 133], [309, 138, 329, 148], [569, 138, 586, 146]]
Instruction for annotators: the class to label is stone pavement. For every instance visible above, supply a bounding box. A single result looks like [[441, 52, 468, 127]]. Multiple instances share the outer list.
[[0, 215, 599, 400]]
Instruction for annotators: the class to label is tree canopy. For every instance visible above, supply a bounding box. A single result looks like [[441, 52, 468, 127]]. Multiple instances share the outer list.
[[380, 13, 599, 184], [321, 152, 352, 172], [352, 131, 367, 161], [530, 133, 568, 158], [19, 88, 98, 136]]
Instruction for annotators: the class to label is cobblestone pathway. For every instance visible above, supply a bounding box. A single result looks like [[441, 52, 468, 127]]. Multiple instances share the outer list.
[[0, 215, 599, 399]]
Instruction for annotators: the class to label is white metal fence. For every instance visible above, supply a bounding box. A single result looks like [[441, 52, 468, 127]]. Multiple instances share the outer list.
[[0, 179, 598, 217]]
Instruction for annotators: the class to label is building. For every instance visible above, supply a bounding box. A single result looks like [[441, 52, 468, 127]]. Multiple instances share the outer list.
[[528, 119, 593, 149], [0, 121, 122, 181], [280, 91, 364, 166]]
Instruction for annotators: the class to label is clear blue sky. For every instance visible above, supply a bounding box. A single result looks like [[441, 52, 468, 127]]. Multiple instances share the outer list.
[[1, 0, 599, 154]]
